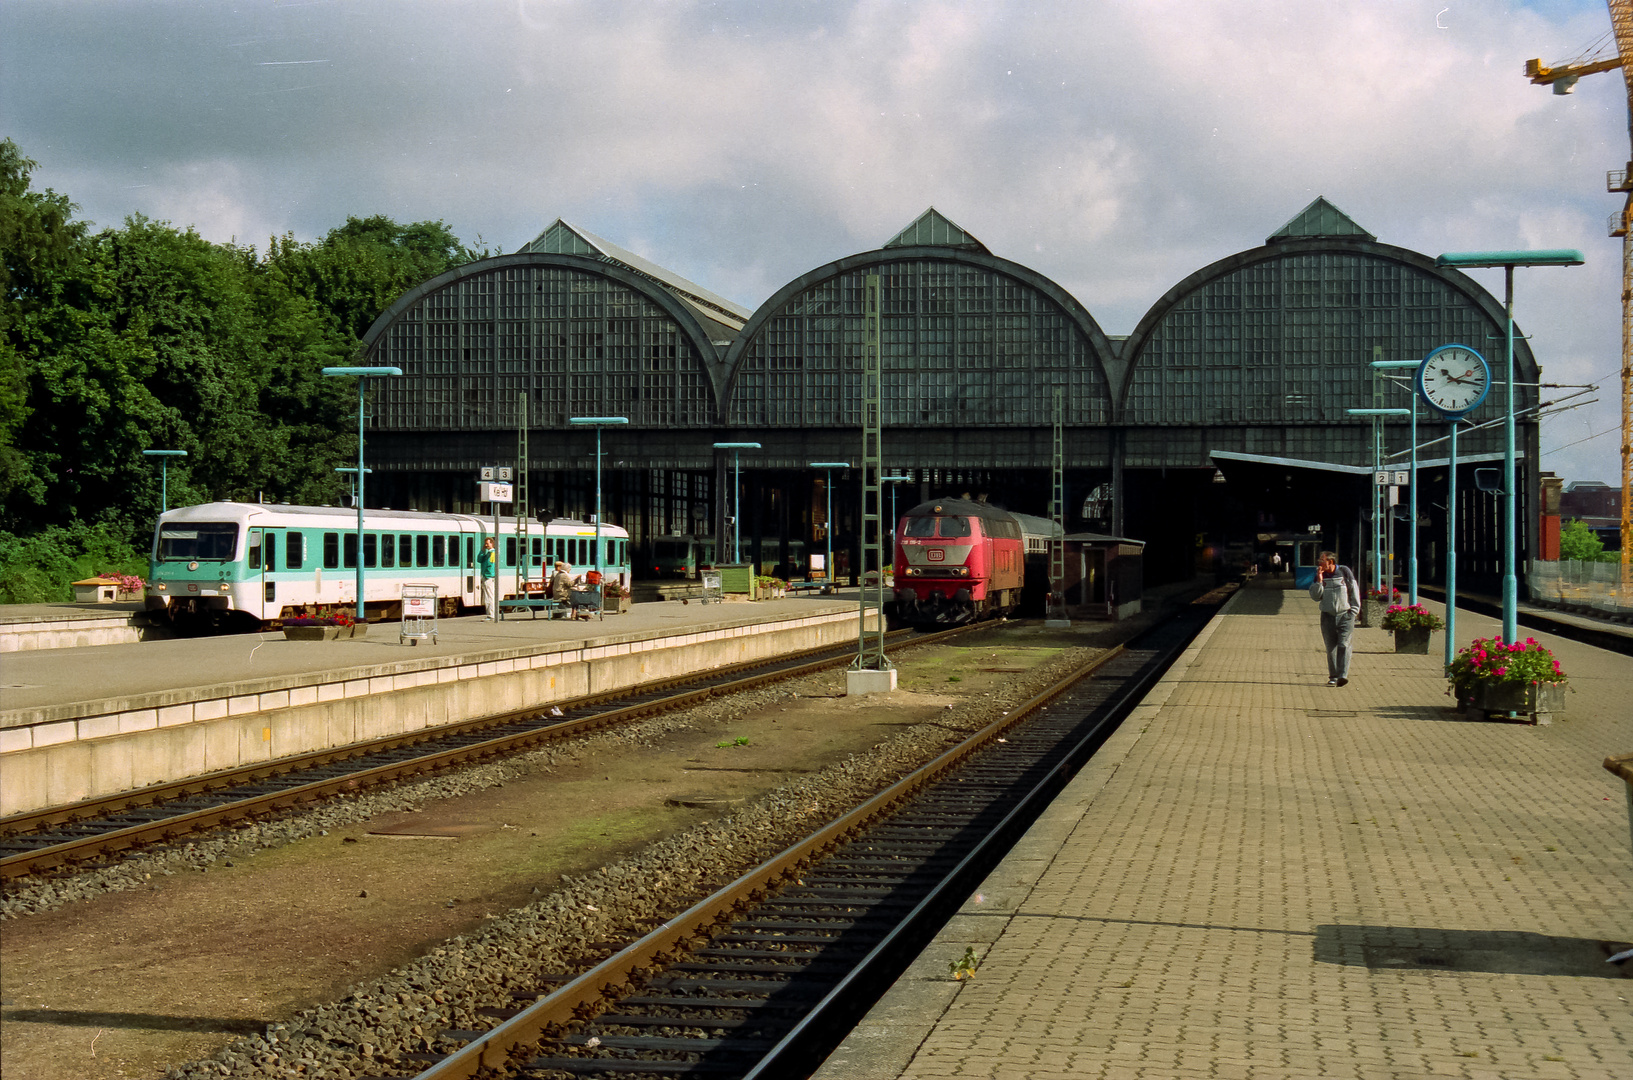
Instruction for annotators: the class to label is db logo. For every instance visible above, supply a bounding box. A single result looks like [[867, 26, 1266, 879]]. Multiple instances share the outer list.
[[926, 549, 945, 562]]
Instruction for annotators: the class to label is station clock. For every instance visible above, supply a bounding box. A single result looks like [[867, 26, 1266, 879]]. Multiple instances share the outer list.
[[1416, 344, 1491, 418]]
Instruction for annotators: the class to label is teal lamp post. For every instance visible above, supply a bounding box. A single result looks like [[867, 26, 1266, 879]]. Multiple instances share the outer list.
[[142, 449, 187, 513], [810, 462, 850, 592], [1348, 407, 1414, 604], [322, 366, 401, 620], [1435, 249, 1582, 643], [713, 442, 761, 564], [570, 417, 629, 584]]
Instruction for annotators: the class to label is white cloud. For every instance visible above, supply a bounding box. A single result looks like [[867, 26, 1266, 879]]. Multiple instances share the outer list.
[[2, 0, 1628, 482]]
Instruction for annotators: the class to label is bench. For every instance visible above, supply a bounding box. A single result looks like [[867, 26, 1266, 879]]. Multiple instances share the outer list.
[[785, 580, 828, 595], [498, 597, 569, 620]]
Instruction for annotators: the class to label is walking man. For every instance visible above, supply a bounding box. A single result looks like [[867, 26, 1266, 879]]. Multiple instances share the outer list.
[[480, 537, 498, 621], [1270, 551, 1282, 578], [1308, 549, 1360, 686]]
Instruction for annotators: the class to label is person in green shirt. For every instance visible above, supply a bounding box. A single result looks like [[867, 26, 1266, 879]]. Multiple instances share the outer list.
[[480, 537, 497, 621]]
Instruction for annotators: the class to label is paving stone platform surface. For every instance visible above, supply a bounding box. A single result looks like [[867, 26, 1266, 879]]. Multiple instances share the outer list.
[[815, 580, 1633, 1080]]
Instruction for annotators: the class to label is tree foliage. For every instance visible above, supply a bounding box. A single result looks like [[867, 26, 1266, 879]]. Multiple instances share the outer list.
[[0, 139, 477, 597], [1558, 518, 1614, 562]]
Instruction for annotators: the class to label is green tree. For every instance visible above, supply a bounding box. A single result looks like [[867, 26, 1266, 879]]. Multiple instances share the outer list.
[[1558, 518, 1612, 562]]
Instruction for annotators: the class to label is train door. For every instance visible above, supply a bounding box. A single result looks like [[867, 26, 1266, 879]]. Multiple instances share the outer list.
[[246, 527, 270, 620]]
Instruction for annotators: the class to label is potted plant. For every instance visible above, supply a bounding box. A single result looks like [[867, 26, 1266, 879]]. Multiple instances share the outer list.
[[1378, 604, 1443, 653], [283, 610, 367, 641], [602, 580, 632, 614], [1446, 635, 1569, 724], [1360, 585, 1399, 628]]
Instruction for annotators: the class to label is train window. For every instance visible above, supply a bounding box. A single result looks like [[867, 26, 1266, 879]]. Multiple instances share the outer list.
[[531, 537, 543, 566], [940, 516, 971, 537], [158, 523, 238, 562], [380, 534, 394, 568], [363, 534, 377, 569], [287, 532, 303, 569], [264, 533, 277, 572], [323, 532, 340, 569], [904, 517, 937, 538], [466, 536, 474, 568], [343, 532, 358, 569], [416, 535, 429, 567], [505, 537, 518, 567], [448, 535, 460, 568], [247, 531, 262, 570], [432, 535, 446, 567], [400, 534, 413, 566]]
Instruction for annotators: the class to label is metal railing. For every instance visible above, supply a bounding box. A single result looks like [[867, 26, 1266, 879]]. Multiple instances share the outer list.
[[1527, 559, 1633, 619]]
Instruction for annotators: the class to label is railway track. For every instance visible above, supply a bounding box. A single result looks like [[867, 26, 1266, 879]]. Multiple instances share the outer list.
[[0, 624, 973, 881], [394, 597, 1223, 1080]]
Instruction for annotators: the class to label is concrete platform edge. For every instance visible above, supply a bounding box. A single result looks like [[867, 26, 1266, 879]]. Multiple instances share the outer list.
[[809, 592, 1240, 1080]]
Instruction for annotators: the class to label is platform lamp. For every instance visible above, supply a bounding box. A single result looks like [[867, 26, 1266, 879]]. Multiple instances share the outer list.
[[570, 417, 629, 585], [1348, 407, 1414, 606], [1369, 359, 1426, 605], [714, 442, 761, 564], [334, 466, 373, 508], [881, 473, 914, 554], [322, 365, 402, 621], [142, 449, 187, 514], [810, 462, 850, 593], [1435, 249, 1582, 644]]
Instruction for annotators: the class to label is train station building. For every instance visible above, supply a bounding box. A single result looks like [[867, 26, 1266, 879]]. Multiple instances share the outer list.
[[361, 199, 1539, 588]]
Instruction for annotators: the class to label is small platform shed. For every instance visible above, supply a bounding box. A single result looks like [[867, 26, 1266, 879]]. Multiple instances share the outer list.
[[1059, 533, 1145, 620]]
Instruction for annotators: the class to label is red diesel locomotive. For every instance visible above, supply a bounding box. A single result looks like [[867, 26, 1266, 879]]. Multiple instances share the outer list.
[[890, 497, 1037, 626]]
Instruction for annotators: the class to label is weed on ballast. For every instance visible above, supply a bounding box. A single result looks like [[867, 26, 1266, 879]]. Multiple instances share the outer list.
[[715, 737, 751, 748], [948, 946, 980, 980]]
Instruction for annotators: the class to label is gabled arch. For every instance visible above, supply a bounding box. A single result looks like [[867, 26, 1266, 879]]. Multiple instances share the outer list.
[[721, 245, 1119, 429], [362, 252, 730, 430]]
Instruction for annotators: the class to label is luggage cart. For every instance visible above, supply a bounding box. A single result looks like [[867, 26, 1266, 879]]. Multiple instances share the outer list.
[[701, 570, 723, 604], [400, 583, 438, 645], [569, 585, 604, 621]]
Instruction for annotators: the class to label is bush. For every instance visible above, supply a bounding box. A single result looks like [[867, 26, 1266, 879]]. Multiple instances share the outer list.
[[1379, 604, 1444, 632], [0, 523, 149, 604]]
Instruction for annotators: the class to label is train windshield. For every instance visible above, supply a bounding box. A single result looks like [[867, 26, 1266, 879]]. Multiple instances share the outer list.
[[157, 523, 239, 562], [905, 516, 971, 538]]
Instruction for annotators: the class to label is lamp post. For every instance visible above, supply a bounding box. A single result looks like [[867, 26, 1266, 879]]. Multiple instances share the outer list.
[[713, 442, 761, 564], [322, 366, 402, 621], [570, 417, 629, 585], [882, 474, 913, 579], [1435, 249, 1582, 643], [142, 449, 187, 514], [810, 462, 850, 593], [1349, 407, 1414, 605]]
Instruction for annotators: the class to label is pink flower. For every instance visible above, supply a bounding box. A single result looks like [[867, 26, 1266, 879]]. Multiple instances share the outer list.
[[1494, 667, 1507, 676]]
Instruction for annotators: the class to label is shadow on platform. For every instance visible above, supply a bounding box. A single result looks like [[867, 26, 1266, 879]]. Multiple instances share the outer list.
[[1314, 925, 1633, 979]]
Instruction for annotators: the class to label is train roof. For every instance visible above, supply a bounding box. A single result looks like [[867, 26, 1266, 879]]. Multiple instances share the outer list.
[[155, 502, 629, 535], [901, 497, 1018, 521]]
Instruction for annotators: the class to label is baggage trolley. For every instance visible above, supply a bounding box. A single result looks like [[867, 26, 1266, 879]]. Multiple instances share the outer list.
[[701, 570, 723, 604], [400, 583, 438, 645]]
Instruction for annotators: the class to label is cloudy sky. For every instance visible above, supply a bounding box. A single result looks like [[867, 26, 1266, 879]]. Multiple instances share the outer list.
[[3, 0, 1628, 485]]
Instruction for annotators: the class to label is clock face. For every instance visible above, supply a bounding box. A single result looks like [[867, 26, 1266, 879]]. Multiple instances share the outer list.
[[1417, 345, 1490, 416]]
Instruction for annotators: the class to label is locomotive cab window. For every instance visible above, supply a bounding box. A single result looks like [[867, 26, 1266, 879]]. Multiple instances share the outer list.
[[904, 517, 937, 538], [940, 516, 972, 537], [157, 523, 239, 562]]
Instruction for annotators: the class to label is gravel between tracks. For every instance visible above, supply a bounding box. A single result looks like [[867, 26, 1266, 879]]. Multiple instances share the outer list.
[[13, 641, 1100, 1080]]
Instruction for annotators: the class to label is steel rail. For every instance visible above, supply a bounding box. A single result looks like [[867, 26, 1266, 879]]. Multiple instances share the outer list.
[[1, 623, 974, 880], [408, 643, 1131, 1079]]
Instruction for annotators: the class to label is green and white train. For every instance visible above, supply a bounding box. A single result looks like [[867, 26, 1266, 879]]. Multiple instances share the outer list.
[[146, 502, 632, 631]]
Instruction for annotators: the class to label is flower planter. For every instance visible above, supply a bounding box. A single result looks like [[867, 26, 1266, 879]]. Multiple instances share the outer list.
[[1393, 626, 1432, 654], [1359, 598, 1384, 628], [283, 623, 368, 641], [1457, 681, 1567, 725]]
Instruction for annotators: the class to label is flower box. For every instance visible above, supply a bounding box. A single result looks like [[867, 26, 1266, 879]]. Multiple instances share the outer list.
[[1457, 680, 1567, 725], [283, 623, 369, 641], [1393, 626, 1432, 654]]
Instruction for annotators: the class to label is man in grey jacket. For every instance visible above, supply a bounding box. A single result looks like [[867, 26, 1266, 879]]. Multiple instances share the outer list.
[[1308, 550, 1362, 686]]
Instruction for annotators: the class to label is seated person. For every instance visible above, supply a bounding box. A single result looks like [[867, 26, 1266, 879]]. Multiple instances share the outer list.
[[550, 562, 573, 604]]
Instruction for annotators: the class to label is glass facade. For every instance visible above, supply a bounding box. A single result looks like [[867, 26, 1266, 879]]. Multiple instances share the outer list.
[[1125, 252, 1529, 430], [727, 259, 1111, 428], [374, 264, 714, 430]]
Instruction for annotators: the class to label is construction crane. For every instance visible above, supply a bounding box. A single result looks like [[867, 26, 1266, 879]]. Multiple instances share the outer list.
[[1526, 0, 1633, 593]]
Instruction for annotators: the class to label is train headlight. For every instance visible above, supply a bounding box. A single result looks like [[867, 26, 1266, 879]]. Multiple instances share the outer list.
[[155, 581, 168, 592], [904, 567, 920, 577], [218, 583, 231, 593]]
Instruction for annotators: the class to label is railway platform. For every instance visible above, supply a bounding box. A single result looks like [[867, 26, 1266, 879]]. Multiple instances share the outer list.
[[815, 578, 1633, 1080], [0, 595, 869, 817]]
